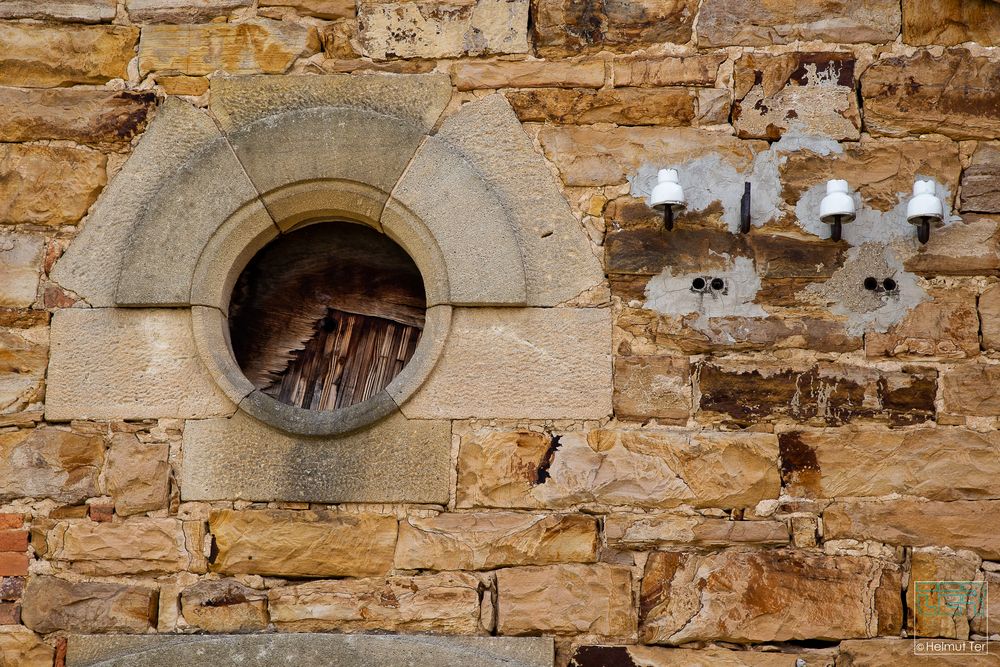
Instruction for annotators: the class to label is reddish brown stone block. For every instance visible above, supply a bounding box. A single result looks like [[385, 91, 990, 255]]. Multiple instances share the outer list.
[[0, 553, 28, 577], [0, 602, 20, 625], [0, 577, 25, 601], [0, 515, 23, 530], [0, 531, 28, 553]]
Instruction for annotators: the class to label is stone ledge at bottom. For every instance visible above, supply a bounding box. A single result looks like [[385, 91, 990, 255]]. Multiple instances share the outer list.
[[66, 633, 554, 667]]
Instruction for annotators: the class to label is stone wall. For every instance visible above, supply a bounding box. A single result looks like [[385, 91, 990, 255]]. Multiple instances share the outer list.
[[2, 0, 1000, 665]]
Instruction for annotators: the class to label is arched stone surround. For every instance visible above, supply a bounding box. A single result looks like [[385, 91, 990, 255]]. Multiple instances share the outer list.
[[47, 73, 610, 503]]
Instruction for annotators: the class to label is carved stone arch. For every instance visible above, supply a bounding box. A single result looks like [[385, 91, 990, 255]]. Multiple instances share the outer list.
[[49, 73, 609, 503]]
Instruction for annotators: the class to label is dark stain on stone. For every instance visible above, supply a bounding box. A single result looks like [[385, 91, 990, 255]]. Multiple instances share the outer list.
[[535, 434, 561, 485], [108, 91, 157, 141], [570, 646, 639, 667], [789, 53, 856, 88], [778, 432, 820, 485]]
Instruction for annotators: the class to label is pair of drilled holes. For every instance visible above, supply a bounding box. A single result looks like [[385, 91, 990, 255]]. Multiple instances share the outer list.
[[691, 277, 726, 293], [864, 276, 898, 293]]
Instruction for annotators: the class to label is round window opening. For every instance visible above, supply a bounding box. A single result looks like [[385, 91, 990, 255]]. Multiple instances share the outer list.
[[228, 222, 426, 412]]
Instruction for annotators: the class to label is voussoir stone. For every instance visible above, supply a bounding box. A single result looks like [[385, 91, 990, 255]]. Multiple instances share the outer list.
[[862, 49, 1000, 140], [0, 232, 42, 307], [127, 0, 250, 23], [640, 549, 901, 644], [697, 0, 901, 46], [269, 572, 484, 633], [358, 0, 529, 59], [733, 52, 860, 140], [46, 308, 234, 421], [497, 563, 634, 637], [0, 0, 115, 22], [402, 307, 611, 419], [430, 94, 606, 306], [65, 634, 554, 667], [0, 88, 155, 145], [138, 19, 319, 76], [452, 58, 605, 90], [180, 579, 268, 633], [41, 518, 206, 575], [533, 0, 697, 57], [0, 427, 103, 503], [21, 576, 158, 634], [0, 23, 137, 87], [395, 512, 598, 571], [605, 514, 789, 550], [823, 499, 1000, 558], [0, 628, 52, 667], [456, 429, 779, 510], [0, 144, 107, 227], [209, 509, 397, 577], [182, 410, 452, 504], [51, 98, 223, 307], [780, 428, 1000, 501]]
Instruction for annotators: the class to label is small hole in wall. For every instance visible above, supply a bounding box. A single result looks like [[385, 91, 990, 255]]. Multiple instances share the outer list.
[[228, 222, 426, 412], [710, 278, 725, 291], [882, 278, 897, 292], [863, 277, 879, 291], [691, 277, 707, 291]]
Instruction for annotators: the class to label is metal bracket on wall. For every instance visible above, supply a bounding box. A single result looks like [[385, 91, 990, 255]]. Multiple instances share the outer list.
[[739, 182, 751, 234]]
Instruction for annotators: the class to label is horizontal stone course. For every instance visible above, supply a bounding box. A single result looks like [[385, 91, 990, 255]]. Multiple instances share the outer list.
[[0, 143, 107, 227], [0, 0, 116, 22], [0, 22, 137, 87], [21, 576, 157, 633], [605, 514, 789, 549], [533, 0, 697, 56], [0, 427, 103, 503], [0, 88, 155, 145], [697, 0, 901, 45], [210, 509, 397, 577]]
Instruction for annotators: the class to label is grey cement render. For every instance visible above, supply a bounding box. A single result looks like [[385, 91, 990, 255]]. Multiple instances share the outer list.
[[67, 634, 554, 667], [180, 410, 452, 503]]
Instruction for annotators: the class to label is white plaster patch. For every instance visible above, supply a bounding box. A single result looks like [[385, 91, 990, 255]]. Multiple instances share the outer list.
[[805, 243, 928, 335], [629, 127, 842, 233], [644, 255, 766, 330]]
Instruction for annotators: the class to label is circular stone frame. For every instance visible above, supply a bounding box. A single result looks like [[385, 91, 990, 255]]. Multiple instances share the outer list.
[[190, 180, 453, 437]]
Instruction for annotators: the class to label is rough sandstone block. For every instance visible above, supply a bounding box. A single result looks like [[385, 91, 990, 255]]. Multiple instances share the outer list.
[[39, 518, 206, 575], [0, 144, 107, 227], [533, 0, 697, 57], [181, 410, 452, 504], [0, 324, 47, 414], [698, 361, 937, 427], [506, 87, 699, 126], [268, 572, 484, 633], [402, 308, 611, 420], [65, 634, 554, 667], [452, 59, 605, 90], [981, 283, 1000, 350], [604, 514, 789, 550], [780, 428, 1000, 501], [105, 434, 170, 516], [46, 308, 234, 421], [0, 427, 103, 503], [0, 23, 137, 87], [0, 0, 116, 22], [568, 646, 833, 667], [180, 578, 268, 633], [640, 550, 901, 644], [457, 429, 779, 510], [209, 509, 397, 578], [733, 52, 860, 140], [0, 233, 42, 307], [21, 576, 158, 634], [837, 639, 1000, 666], [697, 0, 900, 46], [824, 499, 1000, 559], [0, 88, 155, 145], [127, 0, 250, 22], [961, 142, 1000, 212], [395, 512, 598, 571], [903, 0, 1000, 46], [941, 364, 1000, 416], [138, 19, 319, 76], [0, 627, 53, 667], [862, 49, 1000, 140], [496, 563, 634, 637], [864, 288, 980, 359], [903, 214, 1000, 276], [358, 0, 529, 59], [612, 355, 691, 423], [260, 0, 355, 19], [612, 54, 726, 88], [908, 550, 980, 639]]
